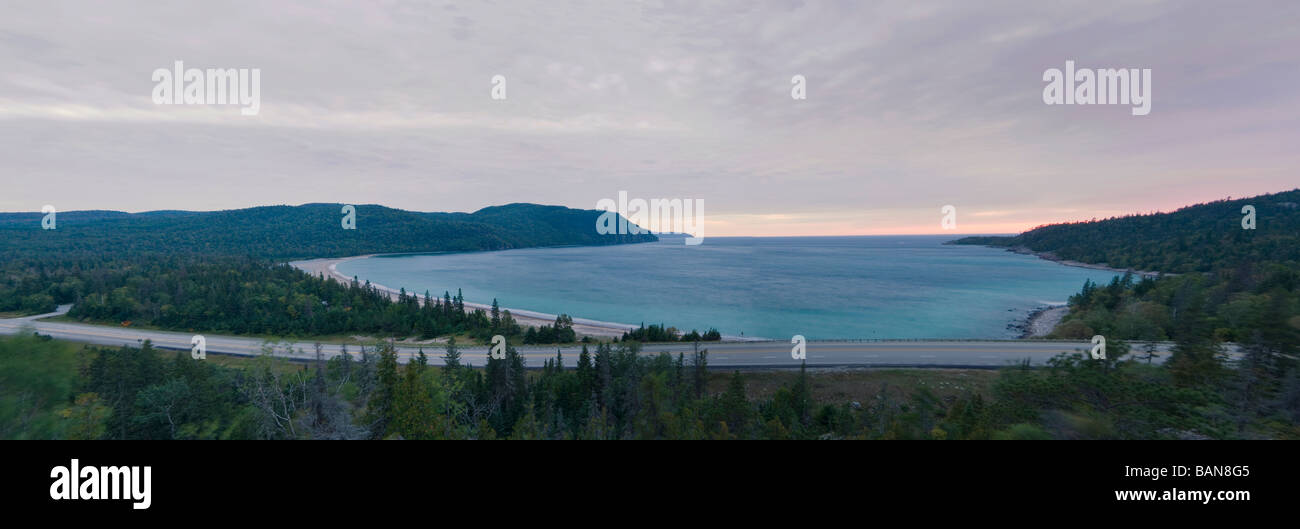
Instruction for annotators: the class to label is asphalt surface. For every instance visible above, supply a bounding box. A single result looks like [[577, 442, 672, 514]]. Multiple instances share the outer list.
[[0, 305, 1177, 368]]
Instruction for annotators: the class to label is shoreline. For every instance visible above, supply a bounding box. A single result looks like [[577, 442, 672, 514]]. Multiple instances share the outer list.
[[1014, 304, 1069, 338], [290, 255, 641, 339], [969, 242, 1172, 338], [1004, 246, 1165, 278], [292, 247, 1089, 342]]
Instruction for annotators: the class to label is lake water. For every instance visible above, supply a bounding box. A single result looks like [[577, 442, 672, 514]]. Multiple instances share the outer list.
[[335, 236, 1120, 340]]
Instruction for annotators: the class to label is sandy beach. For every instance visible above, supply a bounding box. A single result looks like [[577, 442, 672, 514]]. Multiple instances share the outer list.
[[289, 255, 638, 339], [1006, 246, 1164, 278], [292, 248, 1089, 342]]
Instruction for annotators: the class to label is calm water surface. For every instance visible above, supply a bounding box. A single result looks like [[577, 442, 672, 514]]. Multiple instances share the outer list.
[[336, 236, 1119, 340]]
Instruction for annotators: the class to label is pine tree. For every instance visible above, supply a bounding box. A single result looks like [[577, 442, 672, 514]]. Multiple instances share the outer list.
[[442, 336, 462, 372], [367, 343, 399, 438], [720, 370, 751, 436], [394, 348, 439, 439], [691, 343, 708, 399], [792, 361, 812, 426], [594, 343, 613, 408], [576, 344, 595, 397]]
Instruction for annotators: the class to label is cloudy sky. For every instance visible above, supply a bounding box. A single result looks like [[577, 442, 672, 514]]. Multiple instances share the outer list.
[[2, 0, 1298, 235]]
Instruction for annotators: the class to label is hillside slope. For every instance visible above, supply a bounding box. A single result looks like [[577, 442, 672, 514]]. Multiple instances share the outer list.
[[953, 189, 1300, 274], [0, 203, 655, 260]]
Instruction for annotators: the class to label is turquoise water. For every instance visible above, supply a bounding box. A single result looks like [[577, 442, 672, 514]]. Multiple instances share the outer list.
[[335, 236, 1120, 340]]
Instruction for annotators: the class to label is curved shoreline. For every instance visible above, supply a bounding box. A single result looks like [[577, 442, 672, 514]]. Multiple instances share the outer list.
[[1001, 246, 1169, 337], [1004, 246, 1165, 278], [293, 245, 1094, 342], [289, 255, 644, 339], [951, 241, 1170, 337]]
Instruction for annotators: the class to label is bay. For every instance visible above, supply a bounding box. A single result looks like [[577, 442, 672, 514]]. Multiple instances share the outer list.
[[335, 235, 1121, 340]]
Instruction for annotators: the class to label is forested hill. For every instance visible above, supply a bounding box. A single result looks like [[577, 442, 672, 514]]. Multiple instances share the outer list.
[[952, 188, 1300, 274], [0, 203, 655, 260]]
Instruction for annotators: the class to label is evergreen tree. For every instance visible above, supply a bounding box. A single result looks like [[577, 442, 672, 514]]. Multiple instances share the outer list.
[[442, 336, 462, 372], [720, 370, 751, 436], [576, 344, 595, 397], [367, 343, 399, 438], [691, 343, 709, 399]]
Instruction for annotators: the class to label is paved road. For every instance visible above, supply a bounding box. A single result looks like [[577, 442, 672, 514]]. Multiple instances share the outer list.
[[0, 306, 1177, 369]]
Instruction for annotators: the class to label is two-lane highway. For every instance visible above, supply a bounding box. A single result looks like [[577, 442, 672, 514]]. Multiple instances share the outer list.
[[0, 306, 1175, 368]]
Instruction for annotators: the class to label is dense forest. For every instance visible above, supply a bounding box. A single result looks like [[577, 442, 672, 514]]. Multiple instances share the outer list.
[[0, 203, 665, 343], [620, 322, 722, 342], [6, 190, 1300, 439], [954, 189, 1300, 434], [0, 203, 656, 261], [953, 189, 1300, 347], [64, 255, 531, 339], [4, 333, 1295, 439], [953, 189, 1300, 274]]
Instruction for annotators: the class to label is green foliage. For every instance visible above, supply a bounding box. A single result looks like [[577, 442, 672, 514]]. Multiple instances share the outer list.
[[3, 333, 1296, 439], [952, 188, 1300, 273], [523, 314, 577, 344], [34, 256, 505, 339], [1052, 266, 1300, 349], [956, 189, 1300, 438], [0, 202, 652, 336], [621, 322, 721, 342], [955, 191, 1300, 356], [0, 203, 656, 261], [993, 423, 1052, 440], [0, 332, 83, 439]]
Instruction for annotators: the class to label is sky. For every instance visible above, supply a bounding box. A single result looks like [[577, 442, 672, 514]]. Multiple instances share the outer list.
[[1, 0, 1298, 236]]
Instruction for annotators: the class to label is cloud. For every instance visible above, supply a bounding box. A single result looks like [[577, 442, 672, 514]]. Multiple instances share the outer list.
[[2, 0, 1298, 236]]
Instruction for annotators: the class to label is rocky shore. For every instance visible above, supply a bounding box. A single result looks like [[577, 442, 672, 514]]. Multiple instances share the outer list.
[[1008, 304, 1069, 338]]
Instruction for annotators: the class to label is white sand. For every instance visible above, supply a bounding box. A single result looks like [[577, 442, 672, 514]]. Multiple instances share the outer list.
[[289, 255, 637, 338]]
